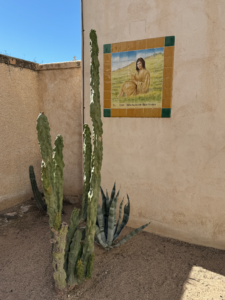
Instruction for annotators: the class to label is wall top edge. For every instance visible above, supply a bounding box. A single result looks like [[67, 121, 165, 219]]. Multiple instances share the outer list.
[[37, 61, 81, 71], [0, 54, 38, 71], [0, 54, 81, 71]]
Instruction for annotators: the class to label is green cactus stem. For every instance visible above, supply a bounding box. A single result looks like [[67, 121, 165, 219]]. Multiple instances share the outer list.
[[75, 260, 84, 280], [36, 113, 64, 230], [67, 230, 82, 286], [82, 124, 92, 220], [86, 253, 95, 279], [64, 208, 80, 273], [81, 29, 103, 276], [29, 165, 47, 211], [51, 223, 68, 290]]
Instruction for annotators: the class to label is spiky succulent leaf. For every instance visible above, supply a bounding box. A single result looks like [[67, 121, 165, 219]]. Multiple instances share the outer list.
[[114, 222, 150, 247], [113, 190, 120, 234], [97, 204, 106, 243], [114, 198, 124, 236], [107, 196, 117, 246], [95, 225, 108, 248], [100, 186, 106, 216], [113, 195, 130, 241], [106, 190, 109, 215], [108, 182, 116, 208]]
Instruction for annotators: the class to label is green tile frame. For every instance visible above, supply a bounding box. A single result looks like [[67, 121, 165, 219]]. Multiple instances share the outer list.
[[103, 36, 175, 118], [103, 44, 111, 54], [161, 108, 171, 118], [165, 36, 175, 47], [104, 109, 111, 117]]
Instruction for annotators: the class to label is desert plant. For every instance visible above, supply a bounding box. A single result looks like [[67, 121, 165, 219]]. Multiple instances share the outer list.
[[35, 29, 103, 291], [95, 183, 150, 250], [29, 165, 47, 211]]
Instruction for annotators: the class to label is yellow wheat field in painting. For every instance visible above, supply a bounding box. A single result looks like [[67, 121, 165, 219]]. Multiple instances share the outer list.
[[111, 53, 164, 108]]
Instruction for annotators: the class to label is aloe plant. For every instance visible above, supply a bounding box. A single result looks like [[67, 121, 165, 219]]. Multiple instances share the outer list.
[[95, 183, 150, 249]]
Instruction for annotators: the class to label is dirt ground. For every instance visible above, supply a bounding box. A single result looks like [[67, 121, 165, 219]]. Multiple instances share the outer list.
[[1, 199, 225, 300]]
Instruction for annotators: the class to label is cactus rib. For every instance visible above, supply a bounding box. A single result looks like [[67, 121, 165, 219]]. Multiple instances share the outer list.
[[29, 165, 47, 211]]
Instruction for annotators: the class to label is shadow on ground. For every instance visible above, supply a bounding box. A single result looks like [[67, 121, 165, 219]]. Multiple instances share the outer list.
[[1, 200, 225, 300]]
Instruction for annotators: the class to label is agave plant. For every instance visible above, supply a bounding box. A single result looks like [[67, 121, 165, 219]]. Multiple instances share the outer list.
[[95, 183, 150, 249]]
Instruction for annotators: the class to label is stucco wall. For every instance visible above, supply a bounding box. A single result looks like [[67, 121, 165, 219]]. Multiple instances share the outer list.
[[38, 61, 83, 197], [0, 58, 82, 210], [0, 61, 41, 210], [83, 0, 225, 249]]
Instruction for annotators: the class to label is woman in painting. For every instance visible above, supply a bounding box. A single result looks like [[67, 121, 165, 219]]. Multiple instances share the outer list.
[[119, 57, 150, 97]]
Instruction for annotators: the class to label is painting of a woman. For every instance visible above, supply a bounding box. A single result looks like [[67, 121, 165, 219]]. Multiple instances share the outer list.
[[119, 58, 150, 97]]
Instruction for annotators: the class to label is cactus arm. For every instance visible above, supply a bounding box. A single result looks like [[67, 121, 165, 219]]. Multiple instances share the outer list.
[[51, 223, 68, 290], [64, 208, 80, 273], [37, 113, 54, 227], [36, 112, 53, 163], [36, 113, 65, 230], [37, 113, 55, 227], [81, 29, 103, 276], [113, 195, 130, 241], [86, 254, 95, 279], [52, 135, 65, 230], [67, 230, 82, 286], [96, 204, 106, 243], [53, 135, 65, 216], [41, 160, 56, 227], [29, 165, 47, 211], [114, 222, 151, 248], [82, 124, 92, 220], [75, 260, 84, 280]]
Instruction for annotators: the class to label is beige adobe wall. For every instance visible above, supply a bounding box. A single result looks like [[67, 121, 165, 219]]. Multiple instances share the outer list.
[[0, 57, 83, 211], [0, 57, 41, 210], [83, 0, 225, 249], [38, 61, 83, 198]]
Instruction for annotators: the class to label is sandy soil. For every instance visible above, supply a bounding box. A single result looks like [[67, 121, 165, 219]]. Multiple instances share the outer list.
[[1, 199, 225, 300]]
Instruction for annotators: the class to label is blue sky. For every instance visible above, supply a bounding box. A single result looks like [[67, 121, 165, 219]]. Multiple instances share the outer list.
[[0, 0, 81, 64], [111, 48, 164, 72]]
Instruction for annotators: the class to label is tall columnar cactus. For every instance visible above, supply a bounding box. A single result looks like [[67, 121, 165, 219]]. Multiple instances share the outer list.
[[36, 113, 64, 230], [81, 29, 103, 274], [35, 29, 103, 291], [82, 124, 92, 220]]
